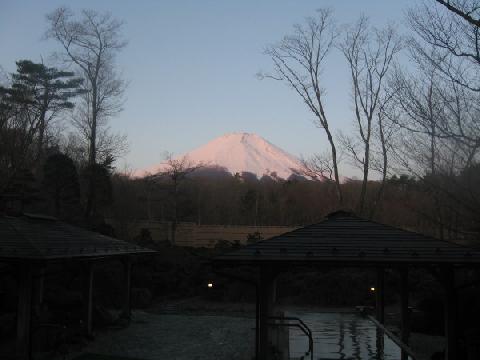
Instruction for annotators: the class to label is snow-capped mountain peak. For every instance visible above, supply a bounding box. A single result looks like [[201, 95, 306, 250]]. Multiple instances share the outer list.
[[136, 132, 305, 179]]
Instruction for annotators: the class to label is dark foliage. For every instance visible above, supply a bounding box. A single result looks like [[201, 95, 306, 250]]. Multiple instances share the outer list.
[[42, 153, 81, 219]]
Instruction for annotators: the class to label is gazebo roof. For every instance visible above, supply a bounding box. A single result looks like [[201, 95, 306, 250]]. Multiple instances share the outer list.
[[0, 213, 155, 261], [215, 211, 480, 266]]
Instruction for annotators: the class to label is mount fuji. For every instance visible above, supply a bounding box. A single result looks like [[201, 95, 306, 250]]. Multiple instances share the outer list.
[[135, 132, 306, 179]]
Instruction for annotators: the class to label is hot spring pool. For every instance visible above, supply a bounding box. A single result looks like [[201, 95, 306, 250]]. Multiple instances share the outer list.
[[287, 311, 412, 360]]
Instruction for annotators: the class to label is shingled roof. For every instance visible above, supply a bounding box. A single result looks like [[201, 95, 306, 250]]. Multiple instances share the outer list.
[[215, 211, 480, 266], [0, 213, 155, 261]]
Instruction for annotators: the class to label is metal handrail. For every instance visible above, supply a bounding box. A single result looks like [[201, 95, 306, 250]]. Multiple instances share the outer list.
[[268, 316, 314, 360], [274, 316, 313, 355], [368, 315, 418, 360]]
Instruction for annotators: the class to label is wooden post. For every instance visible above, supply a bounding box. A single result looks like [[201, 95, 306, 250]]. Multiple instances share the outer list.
[[255, 284, 260, 360], [442, 266, 457, 360], [121, 257, 133, 321], [258, 266, 276, 360], [400, 268, 409, 360], [376, 268, 385, 324], [375, 267, 385, 360], [34, 266, 46, 306], [16, 265, 33, 360], [82, 262, 94, 338], [375, 326, 385, 360]]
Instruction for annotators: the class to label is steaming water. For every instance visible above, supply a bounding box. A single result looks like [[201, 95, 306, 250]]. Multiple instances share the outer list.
[[287, 311, 411, 360]]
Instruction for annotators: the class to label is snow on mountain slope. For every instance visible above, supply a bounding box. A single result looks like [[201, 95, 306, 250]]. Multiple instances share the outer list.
[[136, 132, 306, 179]]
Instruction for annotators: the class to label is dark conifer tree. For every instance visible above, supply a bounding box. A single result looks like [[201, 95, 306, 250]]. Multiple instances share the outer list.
[[1, 60, 83, 160], [42, 153, 80, 219]]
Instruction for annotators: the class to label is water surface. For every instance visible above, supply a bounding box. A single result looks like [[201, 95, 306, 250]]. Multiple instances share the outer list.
[[287, 311, 411, 360]]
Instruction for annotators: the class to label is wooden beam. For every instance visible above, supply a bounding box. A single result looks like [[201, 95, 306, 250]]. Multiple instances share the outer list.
[[121, 257, 133, 321], [400, 268, 409, 360], [82, 262, 95, 338], [258, 266, 276, 360], [376, 268, 385, 324], [16, 265, 33, 360], [442, 266, 457, 360]]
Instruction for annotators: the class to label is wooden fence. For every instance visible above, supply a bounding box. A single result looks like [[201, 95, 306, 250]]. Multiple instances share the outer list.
[[109, 219, 295, 248]]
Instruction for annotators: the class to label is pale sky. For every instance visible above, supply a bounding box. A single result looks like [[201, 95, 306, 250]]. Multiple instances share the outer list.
[[0, 0, 419, 176]]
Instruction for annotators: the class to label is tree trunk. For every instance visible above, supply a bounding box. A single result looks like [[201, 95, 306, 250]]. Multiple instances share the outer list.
[[37, 110, 46, 161], [85, 83, 98, 219], [35, 87, 49, 168], [359, 141, 370, 215], [172, 180, 178, 244], [326, 130, 343, 206], [370, 113, 388, 219]]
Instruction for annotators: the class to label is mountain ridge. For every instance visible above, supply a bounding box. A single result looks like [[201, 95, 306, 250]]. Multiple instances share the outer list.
[[135, 132, 306, 179]]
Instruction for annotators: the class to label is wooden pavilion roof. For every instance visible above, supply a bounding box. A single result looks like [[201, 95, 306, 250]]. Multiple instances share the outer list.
[[0, 213, 155, 261], [214, 211, 480, 266]]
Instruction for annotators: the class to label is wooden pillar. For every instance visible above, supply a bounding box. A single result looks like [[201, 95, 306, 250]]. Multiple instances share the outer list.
[[121, 257, 133, 321], [16, 265, 33, 360], [400, 268, 409, 360], [375, 326, 384, 360], [376, 268, 385, 324], [258, 266, 276, 360], [255, 284, 260, 360], [33, 266, 45, 306], [442, 266, 457, 360], [82, 262, 94, 338]]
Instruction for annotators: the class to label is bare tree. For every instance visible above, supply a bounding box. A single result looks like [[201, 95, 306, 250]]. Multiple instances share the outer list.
[[387, 37, 480, 236], [369, 93, 397, 218], [340, 17, 401, 215], [434, 0, 480, 28], [402, 0, 480, 173], [408, 1, 480, 92], [46, 7, 127, 218], [300, 151, 339, 181], [70, 103, 129, 165], [263, 9, 344, 204], [46, 7, 127, 165], [152, 154, 202, 244], [389, 61, 445, 175]]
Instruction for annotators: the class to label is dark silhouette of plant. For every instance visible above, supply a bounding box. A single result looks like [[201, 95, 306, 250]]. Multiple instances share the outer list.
[[42, 153, 80, 218]]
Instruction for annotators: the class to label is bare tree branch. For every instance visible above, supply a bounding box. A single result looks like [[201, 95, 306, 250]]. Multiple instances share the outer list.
[[263, 9, 344, 205]]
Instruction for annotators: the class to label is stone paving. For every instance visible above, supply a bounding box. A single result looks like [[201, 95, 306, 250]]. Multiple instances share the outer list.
[[70, 311, 255, 360]]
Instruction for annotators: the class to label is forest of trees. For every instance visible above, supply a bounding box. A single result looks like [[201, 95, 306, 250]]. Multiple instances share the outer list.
[[1, 4, 480, 357], [0, 1, 479, 245], [0, 7, 127, 231]]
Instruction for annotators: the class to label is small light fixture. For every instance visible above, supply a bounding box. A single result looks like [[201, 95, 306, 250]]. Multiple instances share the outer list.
[[207, 282, 214, 288], [370, 287, 376, 292]]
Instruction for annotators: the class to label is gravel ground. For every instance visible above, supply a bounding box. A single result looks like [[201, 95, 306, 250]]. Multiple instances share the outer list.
[[68, 311, 255, 360]]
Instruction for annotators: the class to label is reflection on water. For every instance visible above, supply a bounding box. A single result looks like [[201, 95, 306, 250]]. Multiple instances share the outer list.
[[287, 311, 411, 360]]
